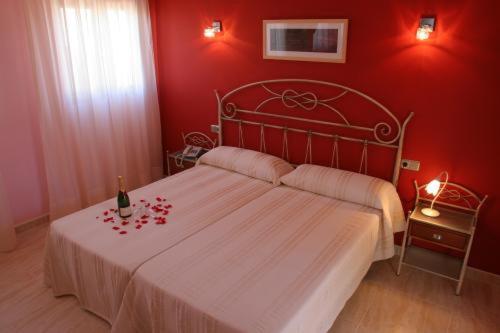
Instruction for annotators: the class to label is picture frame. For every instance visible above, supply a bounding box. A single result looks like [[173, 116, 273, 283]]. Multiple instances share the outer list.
[[263, 19, 348, 63]]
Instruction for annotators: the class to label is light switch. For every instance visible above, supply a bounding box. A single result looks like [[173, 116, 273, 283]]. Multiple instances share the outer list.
[[210, 124, 219, 133], [401, 159, 420, 171]]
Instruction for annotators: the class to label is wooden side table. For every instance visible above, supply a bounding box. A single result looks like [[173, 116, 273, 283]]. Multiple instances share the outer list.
[[397, 180, 487, 295], [166, 132, 217, 176], [166, 149, 206, 176]]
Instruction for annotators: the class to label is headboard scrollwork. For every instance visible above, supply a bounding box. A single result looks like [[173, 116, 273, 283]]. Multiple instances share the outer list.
[[215, 79, 414, 186], [414, 180, 487, 221], [182, 131, 217, 150]]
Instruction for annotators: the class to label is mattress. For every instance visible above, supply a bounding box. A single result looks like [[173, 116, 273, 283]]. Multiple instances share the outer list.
[[112, 185, 383, 333], [44, 164, 274, 323]]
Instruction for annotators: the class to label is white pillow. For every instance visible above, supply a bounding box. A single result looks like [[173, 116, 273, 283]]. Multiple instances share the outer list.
[[280, 164, 405, 232], [198, 146, 294, 185]]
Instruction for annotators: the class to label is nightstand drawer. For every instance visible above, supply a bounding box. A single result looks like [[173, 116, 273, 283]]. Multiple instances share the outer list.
[[411, 222, 468, 250]]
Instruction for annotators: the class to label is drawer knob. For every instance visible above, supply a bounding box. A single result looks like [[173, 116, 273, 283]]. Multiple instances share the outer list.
[[432, 233, 442, 241]]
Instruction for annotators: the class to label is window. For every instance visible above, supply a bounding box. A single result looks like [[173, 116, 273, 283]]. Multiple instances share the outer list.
[[57, 4, 144, 95]]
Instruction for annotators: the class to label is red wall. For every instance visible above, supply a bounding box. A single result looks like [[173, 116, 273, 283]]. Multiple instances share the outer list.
[[151, 0, 500, 274]]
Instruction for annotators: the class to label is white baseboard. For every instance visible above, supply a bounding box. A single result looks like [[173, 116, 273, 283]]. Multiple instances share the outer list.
[[15, 214, 50, 233]]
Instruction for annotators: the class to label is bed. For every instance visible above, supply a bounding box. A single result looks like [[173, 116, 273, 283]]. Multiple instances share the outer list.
[[47, 78, 413, 331], [44, 149, 293, 323], [108, 79, 412, 332], [112, 165, 405, 333]]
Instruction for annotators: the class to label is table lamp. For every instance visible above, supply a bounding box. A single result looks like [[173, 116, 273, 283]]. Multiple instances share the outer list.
[[421, 171, 449, 217]]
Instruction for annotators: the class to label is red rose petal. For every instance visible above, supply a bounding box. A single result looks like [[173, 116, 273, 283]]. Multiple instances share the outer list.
[[141, 220, 148, 224], [112, 226, 120, 230], [162, 210, 169, 215], [165, 204, 172, 209], [119, 231, 127, 235], [121, 221, 129, 226], [135, 220, 140, 223], [155, 216, 167, 224], [135, 225, 142, 229], [103, 211, 109, 216], [140, 199, 146, 203], [141, 215, 149, 219], [162, 199, 166, 202], [145, 203, 151, 207], [156, 197, 162, 202]]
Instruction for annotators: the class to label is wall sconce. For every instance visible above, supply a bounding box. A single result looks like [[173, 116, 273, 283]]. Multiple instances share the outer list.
[[416, 16, 436, 41], [204, 20, 222, 38], [421, 171, 448, 217]]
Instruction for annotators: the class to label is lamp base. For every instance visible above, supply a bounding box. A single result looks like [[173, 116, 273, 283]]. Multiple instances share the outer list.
[[421, 207, 440, 217]]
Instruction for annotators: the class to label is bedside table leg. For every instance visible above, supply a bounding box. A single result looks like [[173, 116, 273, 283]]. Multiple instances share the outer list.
[[397, 212, 411, 276], [456, 227, 476, 295]]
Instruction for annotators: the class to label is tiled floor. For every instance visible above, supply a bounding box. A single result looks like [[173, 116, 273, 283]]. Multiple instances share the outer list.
[[1, 223, 499, 333]]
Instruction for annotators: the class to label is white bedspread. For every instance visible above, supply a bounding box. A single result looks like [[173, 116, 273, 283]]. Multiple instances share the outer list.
[[44, 165, 274, 323], [112, 185, 383, 333]]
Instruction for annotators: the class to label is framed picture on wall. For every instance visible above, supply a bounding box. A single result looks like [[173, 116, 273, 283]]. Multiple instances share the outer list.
[[263, 19, 348, 63]]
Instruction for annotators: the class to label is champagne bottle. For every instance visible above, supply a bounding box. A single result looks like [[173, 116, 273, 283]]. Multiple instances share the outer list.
[[117, 176, 132, 218]]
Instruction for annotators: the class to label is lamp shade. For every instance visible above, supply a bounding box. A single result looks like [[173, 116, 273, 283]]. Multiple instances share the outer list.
[[204, 28, 215, 38], [421, 171, 449, 218], [425, 179, 441, 196], [416, 26, 431, 40]]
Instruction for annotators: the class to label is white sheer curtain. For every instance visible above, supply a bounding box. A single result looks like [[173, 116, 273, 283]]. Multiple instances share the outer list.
[[0, 171, 16, 252], [25, 0, 163, 219]]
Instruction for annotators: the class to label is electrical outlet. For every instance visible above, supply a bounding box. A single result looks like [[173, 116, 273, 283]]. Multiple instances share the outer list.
[[401, 159, 420, 171], [210, 124, 220, 133]]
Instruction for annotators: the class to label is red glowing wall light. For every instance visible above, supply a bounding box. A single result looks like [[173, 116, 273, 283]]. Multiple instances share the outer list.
[[204, 20, 222, 38], [416, 16, 436, 40]]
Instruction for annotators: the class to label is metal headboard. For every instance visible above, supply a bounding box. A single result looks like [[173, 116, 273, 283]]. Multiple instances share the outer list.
[[214, 79, 413, 186]]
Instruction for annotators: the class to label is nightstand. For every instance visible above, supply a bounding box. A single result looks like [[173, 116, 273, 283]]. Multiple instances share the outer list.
[[166, 149, 207, 176], [166, 132, 217, 176], [397, 180, 487, 295]]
